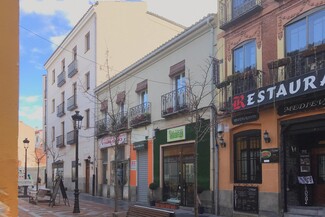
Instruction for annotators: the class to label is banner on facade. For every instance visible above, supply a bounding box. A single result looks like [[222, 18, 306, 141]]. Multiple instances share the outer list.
[[99, 133, 127, 149]]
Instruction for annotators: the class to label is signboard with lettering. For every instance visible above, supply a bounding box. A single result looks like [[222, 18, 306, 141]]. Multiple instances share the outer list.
[[232, 69, 325, 112], [167, 126, 185, 142], [232, 112, 259, 125], [131, 160, 137, 170], [133, 140, 148, 151], [261, 148, 279, 163], [99, 133, 127, 149], [234, 186, 258, 213], [277, 95, 325, 115]]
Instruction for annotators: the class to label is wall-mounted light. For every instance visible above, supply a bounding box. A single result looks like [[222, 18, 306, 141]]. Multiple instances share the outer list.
[[216, 124, 226, 148], [264, 130, 271, 143], [218, 137, 226, 148], [153, 127, 160, 138], [87, 156, 94, 165]]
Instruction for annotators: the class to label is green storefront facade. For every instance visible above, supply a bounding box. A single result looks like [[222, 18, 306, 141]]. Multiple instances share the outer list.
[[153, 120, 211, 207]]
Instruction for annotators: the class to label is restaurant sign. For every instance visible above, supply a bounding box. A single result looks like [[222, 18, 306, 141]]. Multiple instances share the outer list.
[[167, 126, 185, 142], [232, 69, 325, 111], [277, 95, 325, 116], [99, 133, 127, 149]]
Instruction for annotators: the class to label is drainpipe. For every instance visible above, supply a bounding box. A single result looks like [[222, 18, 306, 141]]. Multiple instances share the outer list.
[[207, 17, 218, 215]]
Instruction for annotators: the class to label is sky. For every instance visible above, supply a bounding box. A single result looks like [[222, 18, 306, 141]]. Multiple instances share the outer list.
[[19, 0, 217, 129]]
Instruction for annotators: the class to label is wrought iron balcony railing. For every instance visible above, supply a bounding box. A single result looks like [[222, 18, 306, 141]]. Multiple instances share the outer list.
[[57, 71, 66, 87], [56, 135, 64, 148], [227, 68, 263, 95], [68, 59, 78, 78], [268, 44, 325, 83], [115, 112, 128, 131], [130, 102, 151, 128], [161, 87, 189, 118], [67, 94, 77, 111], [57, 102, 65, 117], [219, 0, 262, 30], [67, 130, 76, 144], [95, 117, 111, 136]]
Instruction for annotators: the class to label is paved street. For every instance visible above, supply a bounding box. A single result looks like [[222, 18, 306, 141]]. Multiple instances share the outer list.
[[18, 191, 220, 217]]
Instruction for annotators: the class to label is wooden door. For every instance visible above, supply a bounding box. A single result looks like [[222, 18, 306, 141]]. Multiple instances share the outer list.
[[85, 160, 90, 193]]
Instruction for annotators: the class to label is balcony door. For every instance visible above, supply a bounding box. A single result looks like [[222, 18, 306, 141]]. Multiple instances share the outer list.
[[174, 73, 186, 109]]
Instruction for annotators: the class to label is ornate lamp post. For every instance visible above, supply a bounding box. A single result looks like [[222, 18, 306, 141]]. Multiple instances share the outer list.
[[23, 138, 30, 197], [71, 111, 83, 213]]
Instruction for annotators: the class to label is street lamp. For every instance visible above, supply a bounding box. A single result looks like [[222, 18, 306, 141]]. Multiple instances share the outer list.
[[23, 138, 30, 197], [71, 111, 83, 213]]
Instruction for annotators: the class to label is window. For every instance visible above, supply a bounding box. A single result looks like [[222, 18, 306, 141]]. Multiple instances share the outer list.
[[85, 32, 90, 52], [52, 99, 55, 113], [233, 40, 256, 73], [52, 69, 55, 84], [85, 72, 90, 90], [286, 10, 325, 54], [61, 121, 64, 137], [85, 109, 90, 129], [140, 90, 148, 104], [61, 59, 65, 72], [175, 73, 186, 107], [73, 46, 77, 60], [234, 130, 261, 183], [52, 126, 55, 141]]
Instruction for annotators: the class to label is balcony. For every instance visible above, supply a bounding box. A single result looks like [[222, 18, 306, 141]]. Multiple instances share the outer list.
[[115, 112, 128, 131], [67, 94, 77, 111], [161, 87, 189, 118], [130, 102, 151, 128], [219, 0, 262, 30], [57, 71, 66, 87], [56, 135, 64, 148], [226, 68, 263, 95], [56, 102, 65, 117], [95, 118, 111, 137], [268, 44, 325, 83], [68, 59, 78, 78], [67, 130, 76, 144]]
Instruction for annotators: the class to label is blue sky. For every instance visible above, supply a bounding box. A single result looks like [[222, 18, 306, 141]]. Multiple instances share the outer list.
[[19, 0, 217, 129]]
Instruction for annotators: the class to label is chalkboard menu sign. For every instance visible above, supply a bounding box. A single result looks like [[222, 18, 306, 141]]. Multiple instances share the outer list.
[[234, 186, 258, 213]]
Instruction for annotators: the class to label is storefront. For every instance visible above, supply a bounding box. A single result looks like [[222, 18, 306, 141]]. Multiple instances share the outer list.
[[97, 133, 130, 200], [153, 122, 212, 210], [218, 69, 325, 216]]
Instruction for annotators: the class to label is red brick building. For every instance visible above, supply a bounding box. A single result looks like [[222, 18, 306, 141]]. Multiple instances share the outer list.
[[216, 0, 325, 216]]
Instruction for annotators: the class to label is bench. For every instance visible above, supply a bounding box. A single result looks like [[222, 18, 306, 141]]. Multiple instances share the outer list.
[[127, 205, 175, 217], [28, 188, 52, 204]]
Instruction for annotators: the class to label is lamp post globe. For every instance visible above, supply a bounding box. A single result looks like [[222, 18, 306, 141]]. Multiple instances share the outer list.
[[71, 111, 83, 213], [23, 138, 30, 197]]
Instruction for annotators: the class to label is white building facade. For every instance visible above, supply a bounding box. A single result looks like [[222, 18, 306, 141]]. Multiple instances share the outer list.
[[95, 14, 217, 212], [43, 1, 184, 194]]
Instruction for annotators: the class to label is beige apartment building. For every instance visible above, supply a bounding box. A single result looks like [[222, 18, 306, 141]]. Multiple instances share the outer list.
[[18, 122, 46, 187], [95, 14, 217, 212], [43, 1, 184, 194]]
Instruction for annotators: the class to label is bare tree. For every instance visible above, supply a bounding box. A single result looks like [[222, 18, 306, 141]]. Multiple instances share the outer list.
[[184, 58, 217, 217]]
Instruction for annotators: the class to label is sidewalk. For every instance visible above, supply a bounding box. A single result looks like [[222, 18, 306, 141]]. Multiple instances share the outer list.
[[18, 191, 221, 217]]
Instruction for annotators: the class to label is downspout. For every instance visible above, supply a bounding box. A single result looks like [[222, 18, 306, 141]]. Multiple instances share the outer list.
[[207, 17, 218, 215]]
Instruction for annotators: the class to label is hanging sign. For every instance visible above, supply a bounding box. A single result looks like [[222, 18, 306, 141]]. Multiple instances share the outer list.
[[167, 126, 185, 142], [232, 69, 325, 112]]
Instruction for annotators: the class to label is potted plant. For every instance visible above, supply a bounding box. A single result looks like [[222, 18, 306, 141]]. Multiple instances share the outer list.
[[149, 182, 158, 206]]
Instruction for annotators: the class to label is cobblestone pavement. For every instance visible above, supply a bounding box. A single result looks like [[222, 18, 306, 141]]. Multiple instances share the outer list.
[[18, 191, 220, 217], [18, 197, 122, 217]]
